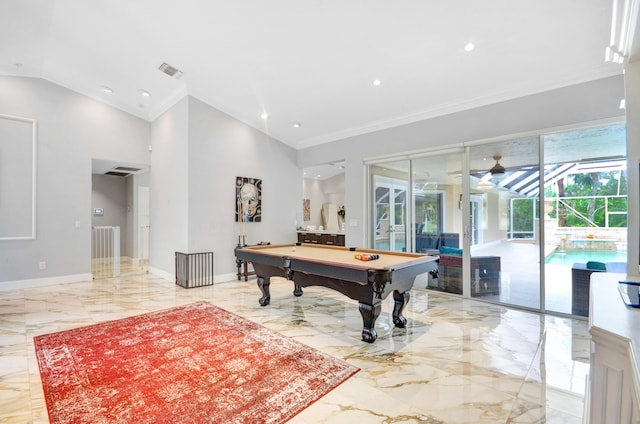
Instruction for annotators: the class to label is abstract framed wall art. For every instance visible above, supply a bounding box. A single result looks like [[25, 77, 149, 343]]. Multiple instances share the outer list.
[[303, 198, 310, 221], [236, 176, 262, 222]]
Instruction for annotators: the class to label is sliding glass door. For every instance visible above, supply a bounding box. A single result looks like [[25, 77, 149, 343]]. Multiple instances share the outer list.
[[366, 123, 626, 317], [411, 152, 463, 294], [543, 124, 627, 315], [467, 138, 541, 308]]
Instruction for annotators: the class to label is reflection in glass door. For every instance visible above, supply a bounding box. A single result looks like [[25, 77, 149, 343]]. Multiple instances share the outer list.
[[469, 194, 484, 245], [371, 163, 409, 252], [543, 124, 627, 316], [467, 138, 541, 308], [412, 152, 463, 294]]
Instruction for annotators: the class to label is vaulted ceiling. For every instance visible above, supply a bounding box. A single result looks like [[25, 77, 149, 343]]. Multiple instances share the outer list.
[[0, 1, 629, 150]]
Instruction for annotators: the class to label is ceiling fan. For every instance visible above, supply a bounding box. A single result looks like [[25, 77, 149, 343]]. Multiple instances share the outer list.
[[489, 155, 506, 176], [450, 154, 537, 184], [473, 155, 507, 187]]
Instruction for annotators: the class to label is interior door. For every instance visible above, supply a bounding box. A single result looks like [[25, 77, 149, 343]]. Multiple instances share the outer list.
[[137, 186, 150, 271], [371, 165, 409, 252], [374, 184, 392, 250], [373, 183, 407, 251]]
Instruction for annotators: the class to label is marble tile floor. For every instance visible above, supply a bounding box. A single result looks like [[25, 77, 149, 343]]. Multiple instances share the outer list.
[[91, 256, 148, 279], [0, 273, 590, 423]]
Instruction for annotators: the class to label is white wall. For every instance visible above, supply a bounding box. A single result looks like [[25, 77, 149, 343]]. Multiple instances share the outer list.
[[149, 96, 301, 279], [298, 75, 627, 248], [323, 173, 346, 207], [149, 97, 190, 274], [302, 174, 345, 228], [0, 74, 631, 285], [0, 76, 300, 285], [0, 76, 150, 285], [302, 178, 327, 227]]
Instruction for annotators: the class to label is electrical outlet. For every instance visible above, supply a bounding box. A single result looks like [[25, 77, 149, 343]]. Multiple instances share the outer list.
[[39, 261, 46, 270]]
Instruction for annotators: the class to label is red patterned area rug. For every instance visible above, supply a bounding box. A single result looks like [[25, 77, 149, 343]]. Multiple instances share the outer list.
[[34, 301, 359, 423]]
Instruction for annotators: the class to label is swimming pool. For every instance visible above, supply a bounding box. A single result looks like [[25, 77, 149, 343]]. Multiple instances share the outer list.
[[545, 249, 627, 266]]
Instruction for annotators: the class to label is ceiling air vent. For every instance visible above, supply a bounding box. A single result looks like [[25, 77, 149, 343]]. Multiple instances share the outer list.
[[114, 166, 142, 172], [158, 62, 183, 79], [105, 171, 130, 177]]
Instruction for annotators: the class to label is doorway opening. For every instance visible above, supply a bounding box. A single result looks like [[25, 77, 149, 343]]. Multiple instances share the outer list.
[[91, 159, 150, 278]]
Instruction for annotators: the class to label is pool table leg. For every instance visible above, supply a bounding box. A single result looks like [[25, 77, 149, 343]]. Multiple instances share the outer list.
[[257, 276, 270, 306], [287, 269, 303, 297], [359, 302, 381, 343], [392, 290, 409, 328]]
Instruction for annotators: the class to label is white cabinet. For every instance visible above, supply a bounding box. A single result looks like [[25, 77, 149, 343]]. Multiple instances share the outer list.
[[589, 328, 640, 423], [589, 273, 640, 423]]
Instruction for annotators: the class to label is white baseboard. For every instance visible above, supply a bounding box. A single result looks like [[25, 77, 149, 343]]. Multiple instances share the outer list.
[[216, 272, 240, 283], [148, 266, 173, 281], [0, 270, 246, 292], [147, 267, 240, 286], [0, 273, 93, 291]]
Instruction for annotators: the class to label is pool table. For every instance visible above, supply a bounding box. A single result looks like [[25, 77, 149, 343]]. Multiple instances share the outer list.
[[234, 243, 437, 343]]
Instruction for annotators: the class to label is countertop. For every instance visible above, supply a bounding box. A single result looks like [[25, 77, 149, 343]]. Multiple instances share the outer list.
[[590, 272, 640, 402], [297, 230, 344, 234]]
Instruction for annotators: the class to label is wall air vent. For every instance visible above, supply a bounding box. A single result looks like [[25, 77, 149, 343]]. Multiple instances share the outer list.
[[158, 62, 183, 79]]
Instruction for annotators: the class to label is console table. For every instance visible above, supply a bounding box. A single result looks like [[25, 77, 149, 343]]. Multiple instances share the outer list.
[[297, 231, 345, 246]]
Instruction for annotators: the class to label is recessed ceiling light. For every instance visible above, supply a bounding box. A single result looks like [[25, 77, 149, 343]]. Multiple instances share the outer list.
[[101, 86, 113, 93], [260, 112, 270, 120], [139, 89, 151, 97], [372, 79, 382, 86], [292, 122, 301, 128], [464, 42, 475, 52]]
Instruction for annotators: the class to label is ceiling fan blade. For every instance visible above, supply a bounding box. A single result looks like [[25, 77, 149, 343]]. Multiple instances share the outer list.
[[480, 172, 493, 182]]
